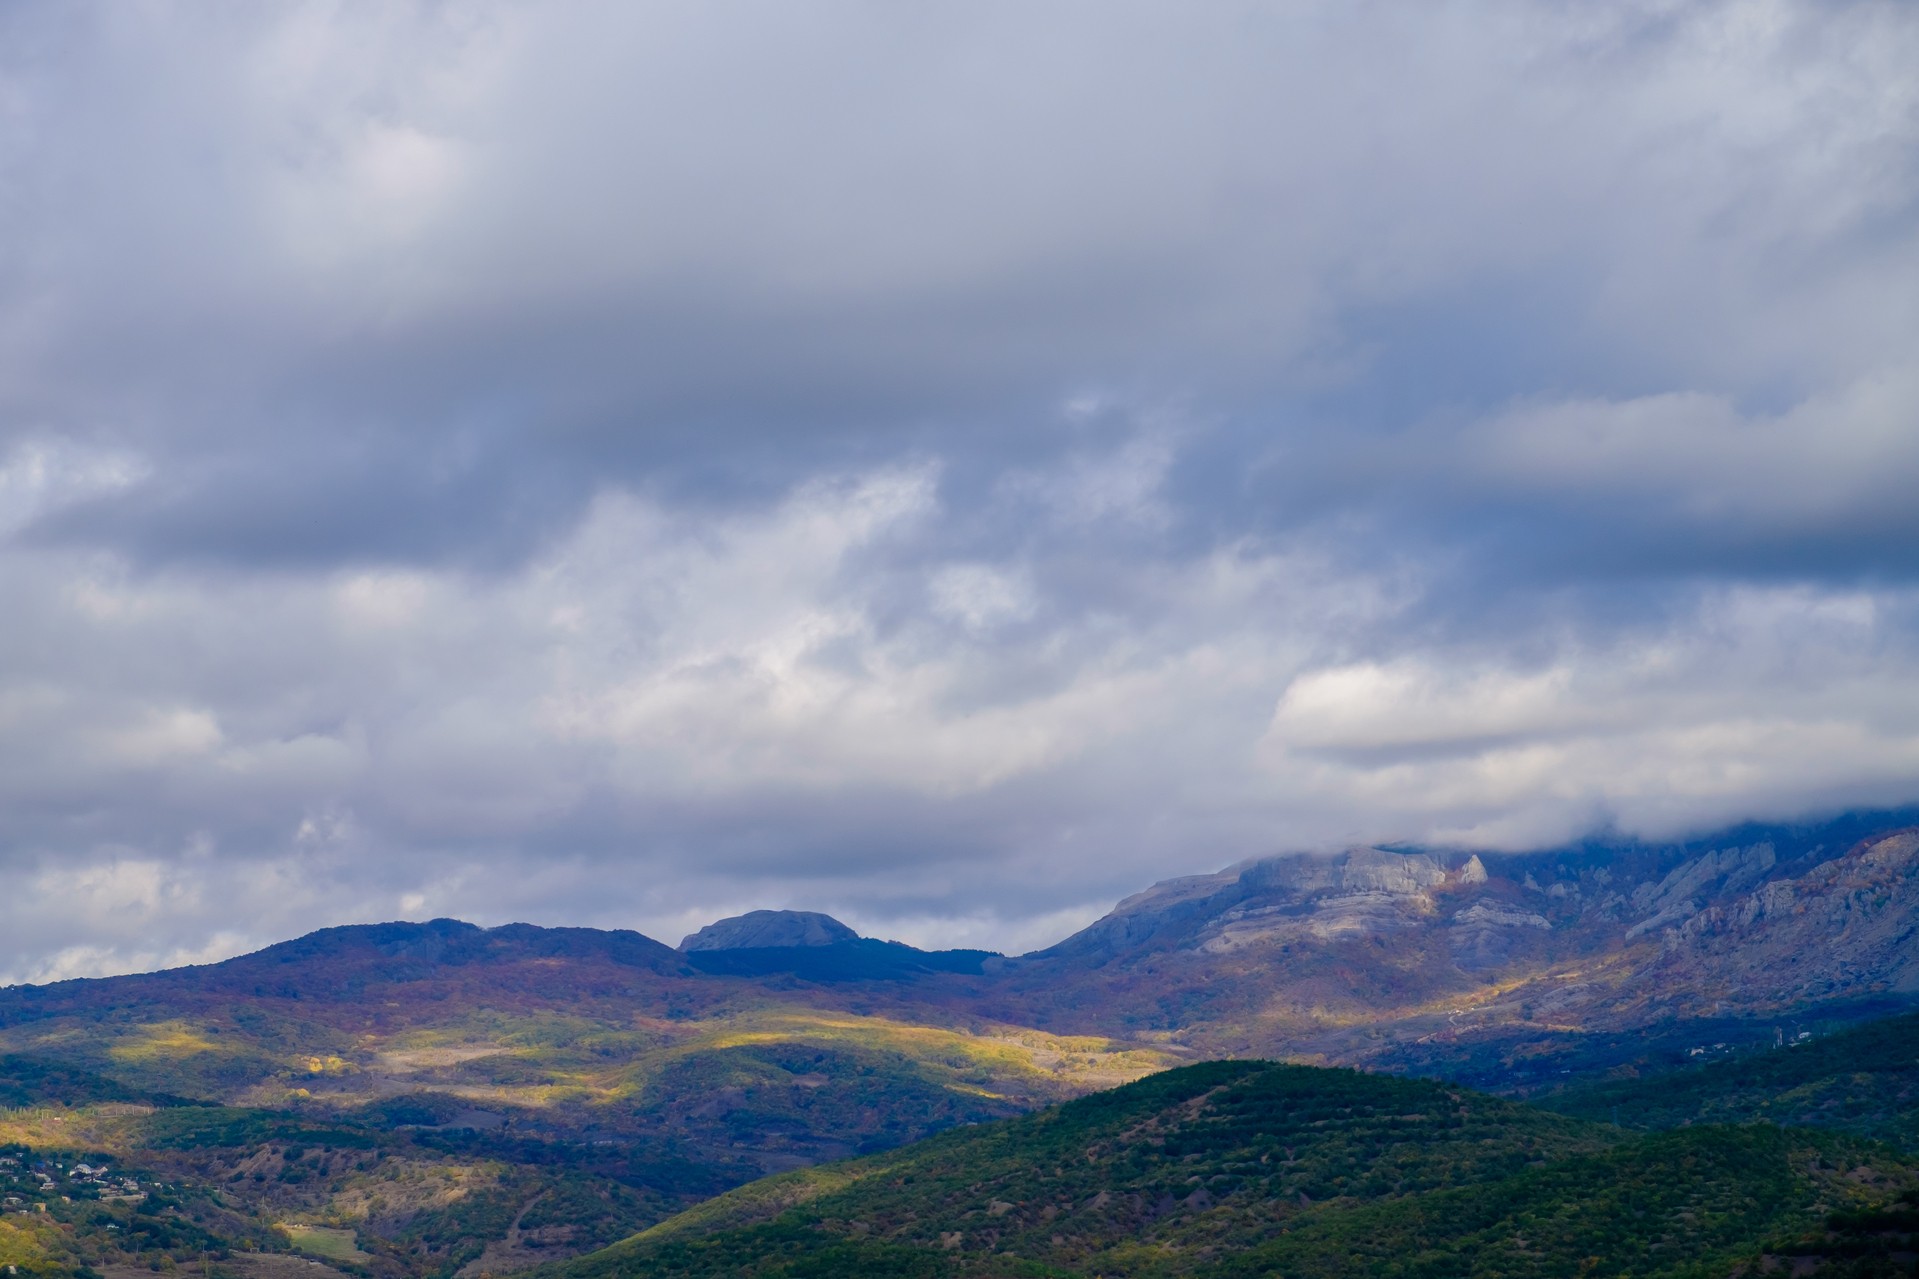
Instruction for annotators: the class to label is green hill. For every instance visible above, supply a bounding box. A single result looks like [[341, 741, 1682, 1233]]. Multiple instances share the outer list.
[[0, 1054, 197, 1108], [1209, 1124, 1906, 1279], [541, 1059, 1919, 1279]]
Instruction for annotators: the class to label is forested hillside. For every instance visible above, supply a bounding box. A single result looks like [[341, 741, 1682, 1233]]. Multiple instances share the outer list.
[[1539, 1009, 1919, 1143], [549, 1056, 1919, 1278]]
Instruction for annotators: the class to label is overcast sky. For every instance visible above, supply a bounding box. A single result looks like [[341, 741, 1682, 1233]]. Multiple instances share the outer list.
[[3, 1, 1918, 982]]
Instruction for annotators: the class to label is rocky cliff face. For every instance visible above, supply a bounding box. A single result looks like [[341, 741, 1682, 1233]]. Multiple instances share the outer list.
[[1649, 829, 1919, 1007]]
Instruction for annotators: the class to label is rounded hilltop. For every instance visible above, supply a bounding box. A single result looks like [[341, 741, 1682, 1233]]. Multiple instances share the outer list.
[[678, 909, 859, 952]]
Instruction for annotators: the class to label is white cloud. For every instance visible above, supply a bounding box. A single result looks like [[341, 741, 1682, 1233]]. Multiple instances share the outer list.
[[0, 0, 1915, 977], [101, 707, 224, 767], [1261, 583, 1919, 848], [1466, 367, 1919, 533], [929, 564, 1035, 631], [6, 437, 1918, 977], [0, 441, 146, 535]]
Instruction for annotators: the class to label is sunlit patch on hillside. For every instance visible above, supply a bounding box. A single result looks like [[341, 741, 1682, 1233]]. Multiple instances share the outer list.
[[374, 1044, 510, 1073], [0, 1216, 58, 1268], [277, 1223, 372, 1263], [106, 1021, 223, 1062], [660, 1011, 1171, 1097], [0, 1102, 151, 1153]]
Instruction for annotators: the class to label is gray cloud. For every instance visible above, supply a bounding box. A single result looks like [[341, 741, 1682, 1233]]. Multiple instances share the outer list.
[[1, 0, 1917, 981]]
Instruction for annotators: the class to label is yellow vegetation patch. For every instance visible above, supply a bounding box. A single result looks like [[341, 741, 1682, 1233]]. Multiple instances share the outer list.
[[0, 1103, 148, 1153], [321, 1158, 499, 1222], [0, 1217, 55, 1266], [429, 1083, 578, 1108], [374, 1044, 508, 1072], [106, 1020, 223, 1062], [626, 1162, 874, 1247], [609, 1009, 1173, 1102], [701, 1012, 1049, 1067], [278, 1224, 372, 1263]]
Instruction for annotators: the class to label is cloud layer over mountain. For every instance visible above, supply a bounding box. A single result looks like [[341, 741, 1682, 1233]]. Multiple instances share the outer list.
[[3, 1, 1918, 981]]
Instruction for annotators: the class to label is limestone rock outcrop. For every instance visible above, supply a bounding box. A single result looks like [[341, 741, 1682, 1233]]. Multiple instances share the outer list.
[[988, 817, 1919, 1069]]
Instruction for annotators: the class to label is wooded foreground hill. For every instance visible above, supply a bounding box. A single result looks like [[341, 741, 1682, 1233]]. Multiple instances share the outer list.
[[547, 1013, 1919, 1278]]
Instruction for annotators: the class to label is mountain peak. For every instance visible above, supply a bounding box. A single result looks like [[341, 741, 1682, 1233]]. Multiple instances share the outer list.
[[678, 909, 859, 952]]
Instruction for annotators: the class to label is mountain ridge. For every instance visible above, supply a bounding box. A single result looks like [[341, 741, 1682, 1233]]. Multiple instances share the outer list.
[[10, 804, 1915, 995], [1, 808, 1914, 1188], [979, 813, 1919, 1076]]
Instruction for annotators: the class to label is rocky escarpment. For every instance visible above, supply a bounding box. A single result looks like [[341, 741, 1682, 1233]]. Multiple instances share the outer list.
[[1647, 829, 1919, 1008], [992, 818, 1919, 1063], [1621, 841, 1779, 939], [1032, 845, 1566, 969]]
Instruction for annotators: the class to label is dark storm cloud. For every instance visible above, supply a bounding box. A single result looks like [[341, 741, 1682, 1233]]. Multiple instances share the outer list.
[[1, 0, 1918, 980]]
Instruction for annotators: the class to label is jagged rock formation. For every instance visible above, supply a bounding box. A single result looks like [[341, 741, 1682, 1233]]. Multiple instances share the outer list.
[[679, 909, 859, 952], [1623, 841, 1778, 939]]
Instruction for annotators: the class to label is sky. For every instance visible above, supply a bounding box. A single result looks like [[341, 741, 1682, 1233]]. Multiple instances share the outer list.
[[3, 1, 1919, 983]]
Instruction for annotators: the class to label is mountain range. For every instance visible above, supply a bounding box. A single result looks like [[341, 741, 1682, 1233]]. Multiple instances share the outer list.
[[1, 807, 1917, 1276]]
